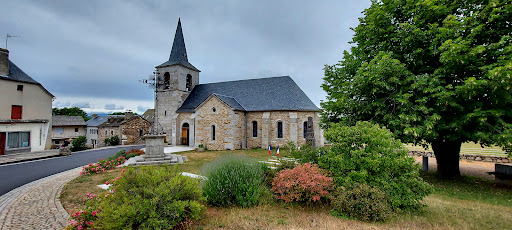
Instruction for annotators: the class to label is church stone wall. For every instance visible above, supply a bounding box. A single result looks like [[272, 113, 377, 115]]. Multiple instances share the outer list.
[[247, 112, 264, 148], [194, 96, 244, 150]]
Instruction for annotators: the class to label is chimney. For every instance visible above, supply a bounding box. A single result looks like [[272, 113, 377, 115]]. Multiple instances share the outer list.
[[0, 48, 9, 77], [91, 114, 99, 119], [125, 111, 134, 120]]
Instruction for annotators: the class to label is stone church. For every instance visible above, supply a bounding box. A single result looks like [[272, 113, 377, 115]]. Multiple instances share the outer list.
[[154, 19, 323, 150]]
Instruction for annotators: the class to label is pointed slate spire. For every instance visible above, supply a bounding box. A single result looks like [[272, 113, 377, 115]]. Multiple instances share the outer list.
[[169, 18, 188, 63], [156, 18, 200, 71]]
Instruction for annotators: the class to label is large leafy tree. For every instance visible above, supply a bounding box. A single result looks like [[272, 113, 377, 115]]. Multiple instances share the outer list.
[[52, 107, 89, 121], [322, 0, 512, 178]]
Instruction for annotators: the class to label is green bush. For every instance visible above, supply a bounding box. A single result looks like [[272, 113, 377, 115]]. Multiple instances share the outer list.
[[201, 155, 264, 207], [70, 136, 87, 152], [319, 121, 432, 212], [330, 183, 392, 222], [103, 135, 119, 146], [262, 158, 297, 187], [287, 143, 326, 164], [96, 166, 205, 229]]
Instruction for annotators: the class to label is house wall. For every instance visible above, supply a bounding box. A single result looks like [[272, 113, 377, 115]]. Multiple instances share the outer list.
[[86, 127, 99, 148], [98, 126, 121, 147], [0, 79, 52, 121], [0, 122, 50, 153], [52, 126, 86, 143], [121, 117, 150, 145]]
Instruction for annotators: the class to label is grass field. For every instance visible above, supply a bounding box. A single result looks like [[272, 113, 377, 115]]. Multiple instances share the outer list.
[[60, 149, 512, 229]]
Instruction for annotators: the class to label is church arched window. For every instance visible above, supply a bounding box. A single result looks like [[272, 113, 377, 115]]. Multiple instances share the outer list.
[[277, 121, 283, 138], [303, 121, 308, 138], [211, 125, 216, 141], [186, 74, 192, 91], [252, 121, 257, 137], [164, 72, 170, 89]]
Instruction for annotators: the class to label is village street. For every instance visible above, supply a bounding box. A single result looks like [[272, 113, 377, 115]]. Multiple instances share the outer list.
[[0, 145, 143, 196]]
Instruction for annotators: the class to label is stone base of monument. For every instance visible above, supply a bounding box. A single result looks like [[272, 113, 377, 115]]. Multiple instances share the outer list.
[[127, 135, 188, 166]]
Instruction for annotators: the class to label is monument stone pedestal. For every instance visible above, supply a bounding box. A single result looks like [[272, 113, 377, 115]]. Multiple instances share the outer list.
[[133, 135, 187, 165]]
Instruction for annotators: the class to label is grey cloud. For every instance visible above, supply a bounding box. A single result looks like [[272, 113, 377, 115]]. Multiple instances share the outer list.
[[71, 102, 90, 108], [137, 105, 150, 113], [1, 1, 371, 108], [104, 104, 124, 110]]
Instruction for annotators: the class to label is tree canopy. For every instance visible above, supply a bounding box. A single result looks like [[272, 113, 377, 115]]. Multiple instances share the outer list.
[[322, 0, 512, 177], [52, 107, 90, 121]]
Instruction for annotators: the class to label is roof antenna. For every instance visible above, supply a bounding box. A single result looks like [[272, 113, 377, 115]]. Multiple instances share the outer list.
[[6, 34, 20, 49]]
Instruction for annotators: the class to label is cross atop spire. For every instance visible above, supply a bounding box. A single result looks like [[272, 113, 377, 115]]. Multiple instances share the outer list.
[[156, 18, 200, 71]]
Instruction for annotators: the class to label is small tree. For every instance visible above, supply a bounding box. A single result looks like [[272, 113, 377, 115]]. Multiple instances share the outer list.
[[70, 136, 87, 152], [320, 121, 432, 212], [52, 107, 90, 121], [104, 136, 120, 146]]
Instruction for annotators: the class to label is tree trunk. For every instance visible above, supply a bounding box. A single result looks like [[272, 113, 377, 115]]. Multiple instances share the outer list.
[[431, 139, 462, 178]]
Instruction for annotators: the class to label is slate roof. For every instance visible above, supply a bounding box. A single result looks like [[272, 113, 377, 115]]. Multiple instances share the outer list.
[[177, 76, 319, 112], [141, 109, 154, 122], [0, 60, 54, 97], [52, 115, 87, 126], [86, 115, 123, 127], [156, 19, 200, 71]]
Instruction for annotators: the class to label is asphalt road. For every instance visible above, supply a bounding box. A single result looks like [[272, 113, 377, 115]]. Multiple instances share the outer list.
[[0, 145, 143, 196]]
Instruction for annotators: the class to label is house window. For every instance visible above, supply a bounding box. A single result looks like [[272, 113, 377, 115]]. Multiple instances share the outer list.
[[111, 131, 114, 135], [139, 129, 143, 136], [17, 85, 23, 91], [211, 125, 216, 141], [75, 128, 79, 132], [7, 132, 30, 149], [11, 105, 22, 119], [55, 127, 64, 134], [186, 74, 192, 91], [252, 121, 258, 137], [277, 121, 283, 138], [303, 121, 308, 138]]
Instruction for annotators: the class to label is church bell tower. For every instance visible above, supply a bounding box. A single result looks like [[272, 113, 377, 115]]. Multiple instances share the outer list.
[[155, 18, 200, 145]]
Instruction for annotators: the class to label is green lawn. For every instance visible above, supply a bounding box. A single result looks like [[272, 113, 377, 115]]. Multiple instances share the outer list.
[[61, 149, 512, 229]]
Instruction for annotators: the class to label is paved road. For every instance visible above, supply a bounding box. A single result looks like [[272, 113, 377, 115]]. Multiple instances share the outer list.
[[0, 145, 143, 196]]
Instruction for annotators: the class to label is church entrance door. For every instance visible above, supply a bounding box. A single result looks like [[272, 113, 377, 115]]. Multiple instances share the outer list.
[[182, 123, 189, 145]]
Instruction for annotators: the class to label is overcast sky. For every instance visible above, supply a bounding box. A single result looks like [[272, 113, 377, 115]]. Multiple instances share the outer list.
[[1, 0, 371, 114]]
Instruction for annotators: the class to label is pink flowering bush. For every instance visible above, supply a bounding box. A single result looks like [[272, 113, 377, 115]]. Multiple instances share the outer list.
[[271, 163, 333, 203], [67, 169, 126, 229], [65, 193, 101, 230], [80, 156, 126, 175]]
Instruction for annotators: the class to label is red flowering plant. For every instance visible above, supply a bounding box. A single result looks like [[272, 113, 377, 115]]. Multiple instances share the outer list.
[[271, 163, 333, 203], [80, 156, 126, 175]]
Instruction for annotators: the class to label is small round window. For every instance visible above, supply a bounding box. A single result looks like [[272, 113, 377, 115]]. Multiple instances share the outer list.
[[212, 107, 216, 113]]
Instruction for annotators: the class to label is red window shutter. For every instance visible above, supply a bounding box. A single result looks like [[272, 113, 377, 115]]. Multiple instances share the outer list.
[[11, 105, 22, 119]]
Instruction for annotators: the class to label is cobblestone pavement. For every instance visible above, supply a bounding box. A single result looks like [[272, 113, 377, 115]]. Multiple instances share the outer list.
[[0, 167, 81, 230], [0, 150, 61, 165]]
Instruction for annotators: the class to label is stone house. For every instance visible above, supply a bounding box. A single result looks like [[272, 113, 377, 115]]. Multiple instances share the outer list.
[[0, 48, 54, 155], [154, 20, 323, 150], [85, 114, 123, 148], [97, 112, 150, 146], [51, 115, 86, 146]]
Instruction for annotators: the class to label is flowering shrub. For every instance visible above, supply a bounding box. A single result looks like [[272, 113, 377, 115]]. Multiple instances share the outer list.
[[66, 193, 102, 229], [271, 163, 333, 203], [125, 148, 145, 156], [67, 169, 126, 229], [95, 166, 205, 229], [80, 156, 126, 175], [201, 155, 264, 207]]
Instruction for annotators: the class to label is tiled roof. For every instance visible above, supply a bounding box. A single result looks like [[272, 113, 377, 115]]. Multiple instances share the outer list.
[[0, 60, 54, 97], [177, 76, 319, 112], [52, 115, 86, 126], [156, 19, 199, 71], [86, 115, 123, 127]]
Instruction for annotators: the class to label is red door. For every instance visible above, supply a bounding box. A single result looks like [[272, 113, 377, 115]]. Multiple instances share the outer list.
[[0, 132, 6, 155]]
